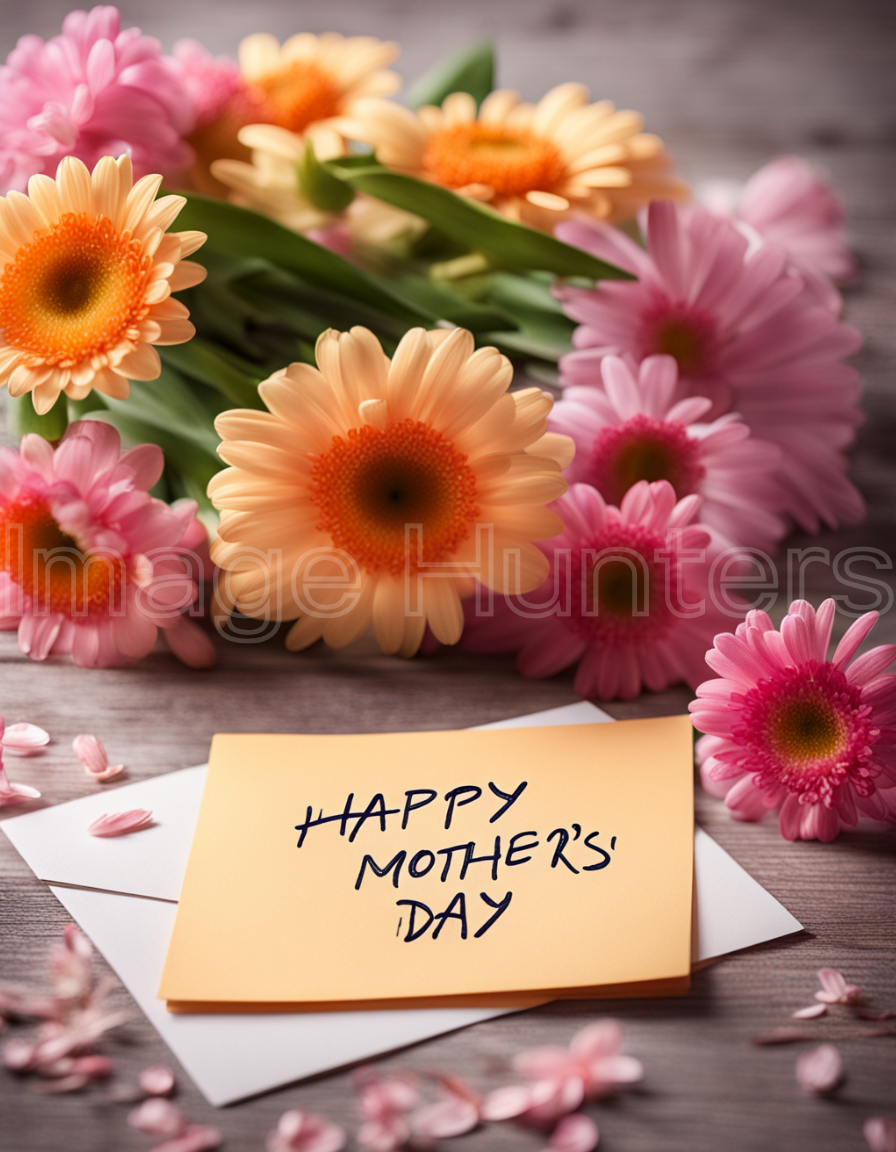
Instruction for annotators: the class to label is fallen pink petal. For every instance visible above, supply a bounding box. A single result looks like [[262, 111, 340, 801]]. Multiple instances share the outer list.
[[815, 968, 862, 1005], [792, 1004, 827, 1019], [267, 1108, 347, 1152], [354, 1068, 419, 1151], [0, 766, 41, 807], [795, 1044, 844, 1093], [140, 1064, 177, 1096], [129, 1097, 188, 1137], [864, 1117, 896, 1152], [2, 1037, 36, 1071], [73, 734, 124, 782], [549, 1113, 600, 1152], [1, 722, 50, 755], [411, 1094, 480, 1139], [87, 809, 154, 837], [481, 1083, 536, 1121]]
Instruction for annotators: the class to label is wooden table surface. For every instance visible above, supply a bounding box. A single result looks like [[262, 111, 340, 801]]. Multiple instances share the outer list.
[[1, 1, 895, 1149]]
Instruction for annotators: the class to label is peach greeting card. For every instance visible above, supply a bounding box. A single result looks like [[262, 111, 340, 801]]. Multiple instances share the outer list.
[[159, 716, 694, 1010]]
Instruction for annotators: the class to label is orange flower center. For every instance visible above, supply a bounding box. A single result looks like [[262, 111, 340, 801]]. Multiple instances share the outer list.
[[308, 419, 480, 577], [0, 212, 152, 367], [0, 498, 125, 617], [421, 123, 566, 197], [252, 61, 344, 134]]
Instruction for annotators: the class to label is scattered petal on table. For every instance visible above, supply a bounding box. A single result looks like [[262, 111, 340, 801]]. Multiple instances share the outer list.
[[2, 1037, 36, 1070], [150, 1125, 223, 1152], [864, 1117, 896, 1152], [129, 1097, 188, 1137], [412, 1094, 480, 1139], [796, 1044, 844, 1093], [481, 1084, 535, 1121], [73, 734, 124, 782], [88, 809, 153, 837], [549, 1113, 600, 1152], [815, 968, 861, 1005], [0, 762, 41, 808], [140, 1063, 177, 1096], [792, 1004, 827, 1020], [267, 1108, 347, 1152], [2, 723, 50, 755]]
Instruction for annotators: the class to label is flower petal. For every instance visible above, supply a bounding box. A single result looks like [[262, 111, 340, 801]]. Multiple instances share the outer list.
[[87, 809, 153, 837]]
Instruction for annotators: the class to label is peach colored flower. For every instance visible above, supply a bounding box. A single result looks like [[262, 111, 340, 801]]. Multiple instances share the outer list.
[[210, 326, 570, 656], [348, 85, 685, 230], [0, 154, 205, 414]]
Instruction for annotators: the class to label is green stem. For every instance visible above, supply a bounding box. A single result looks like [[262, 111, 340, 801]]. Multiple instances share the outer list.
[[6, 392, 70, 444]]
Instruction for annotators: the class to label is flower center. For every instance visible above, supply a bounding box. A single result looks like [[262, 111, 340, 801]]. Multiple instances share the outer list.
[[0, 497, 125, 617], [252, 62, 344, 134], [0, 213, 152, 367], [421, 123, 566, 197], [639, 304, 717, 377], [731, 661, 881, 806], [564, 523, 675, 647], [308, 419, 480, 577], [586, 415, 706, 506]]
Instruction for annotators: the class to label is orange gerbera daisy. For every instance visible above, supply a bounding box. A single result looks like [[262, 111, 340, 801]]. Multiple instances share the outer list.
[[209, 326, 572, 656], [0, 155, 206, 414], [348, 84, 687, 230]]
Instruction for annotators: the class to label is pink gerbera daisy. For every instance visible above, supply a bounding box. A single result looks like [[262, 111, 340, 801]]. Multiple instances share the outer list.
[[549, 353, 787, 552], [698, 157, 857, 303], [463, 479, 744, 701], [0, 6, 195, 194], [691, 599, 896, 842], [555, 201, 865, 535], [0, 420, 212, 668]]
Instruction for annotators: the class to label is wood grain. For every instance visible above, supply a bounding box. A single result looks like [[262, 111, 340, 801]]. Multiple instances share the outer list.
[[1, 0, 895, 1148]]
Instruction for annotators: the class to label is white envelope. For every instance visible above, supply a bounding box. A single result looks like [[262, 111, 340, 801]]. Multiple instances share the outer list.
[[2, 703, 801, 1106]]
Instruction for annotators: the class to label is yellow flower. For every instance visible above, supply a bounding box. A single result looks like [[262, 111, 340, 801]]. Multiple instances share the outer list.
[[209, 326, 572, 656], [0, 155, 206, 415], [347, 84, 687, 230], [212, 125, 424, 248], [239, 32, 400, 136]]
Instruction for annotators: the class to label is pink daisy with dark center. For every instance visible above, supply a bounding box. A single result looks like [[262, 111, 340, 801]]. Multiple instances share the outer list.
[[463, 479, 745, 701], [554, 201, 865, 535], [549, 354, 787, 551], [691, 599, 896, 842]]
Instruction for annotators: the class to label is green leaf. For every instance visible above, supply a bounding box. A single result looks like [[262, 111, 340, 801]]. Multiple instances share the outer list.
[[173, 192, 435, 325], [6, 392, 69, 442], [406, 41, 494, 110], [323, 162, 634, 280], [296, 139, 355, 212], [388, 274, 516, 333], [160, 341, 265, 410], [101, 364, 222, 458]]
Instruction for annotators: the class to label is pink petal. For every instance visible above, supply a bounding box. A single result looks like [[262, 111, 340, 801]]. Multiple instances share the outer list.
[[268, 1110, 347, 1152], [355, 1117, 409, 1152], [795, 1044, 843, 1093], [570, 1020, 622, 1062], [481, 1084, 535, 1121], [792, 1004, 827, 1019], [549, 1113, 600, 1152], [864, 1117, 896, 1152], [129, 1098, 188, 1137], [514, 1045, 575, 1080], [0, 770, 42, 806], [150, 1125, 223, 1152], [412, 1096, 479, 1139], [88, 809, 153, 837], [815, 967, 861, 1004], [140, 1064, 176, 1096], [2, 1037, 36, 1070], [1, 722, 50, 755]]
